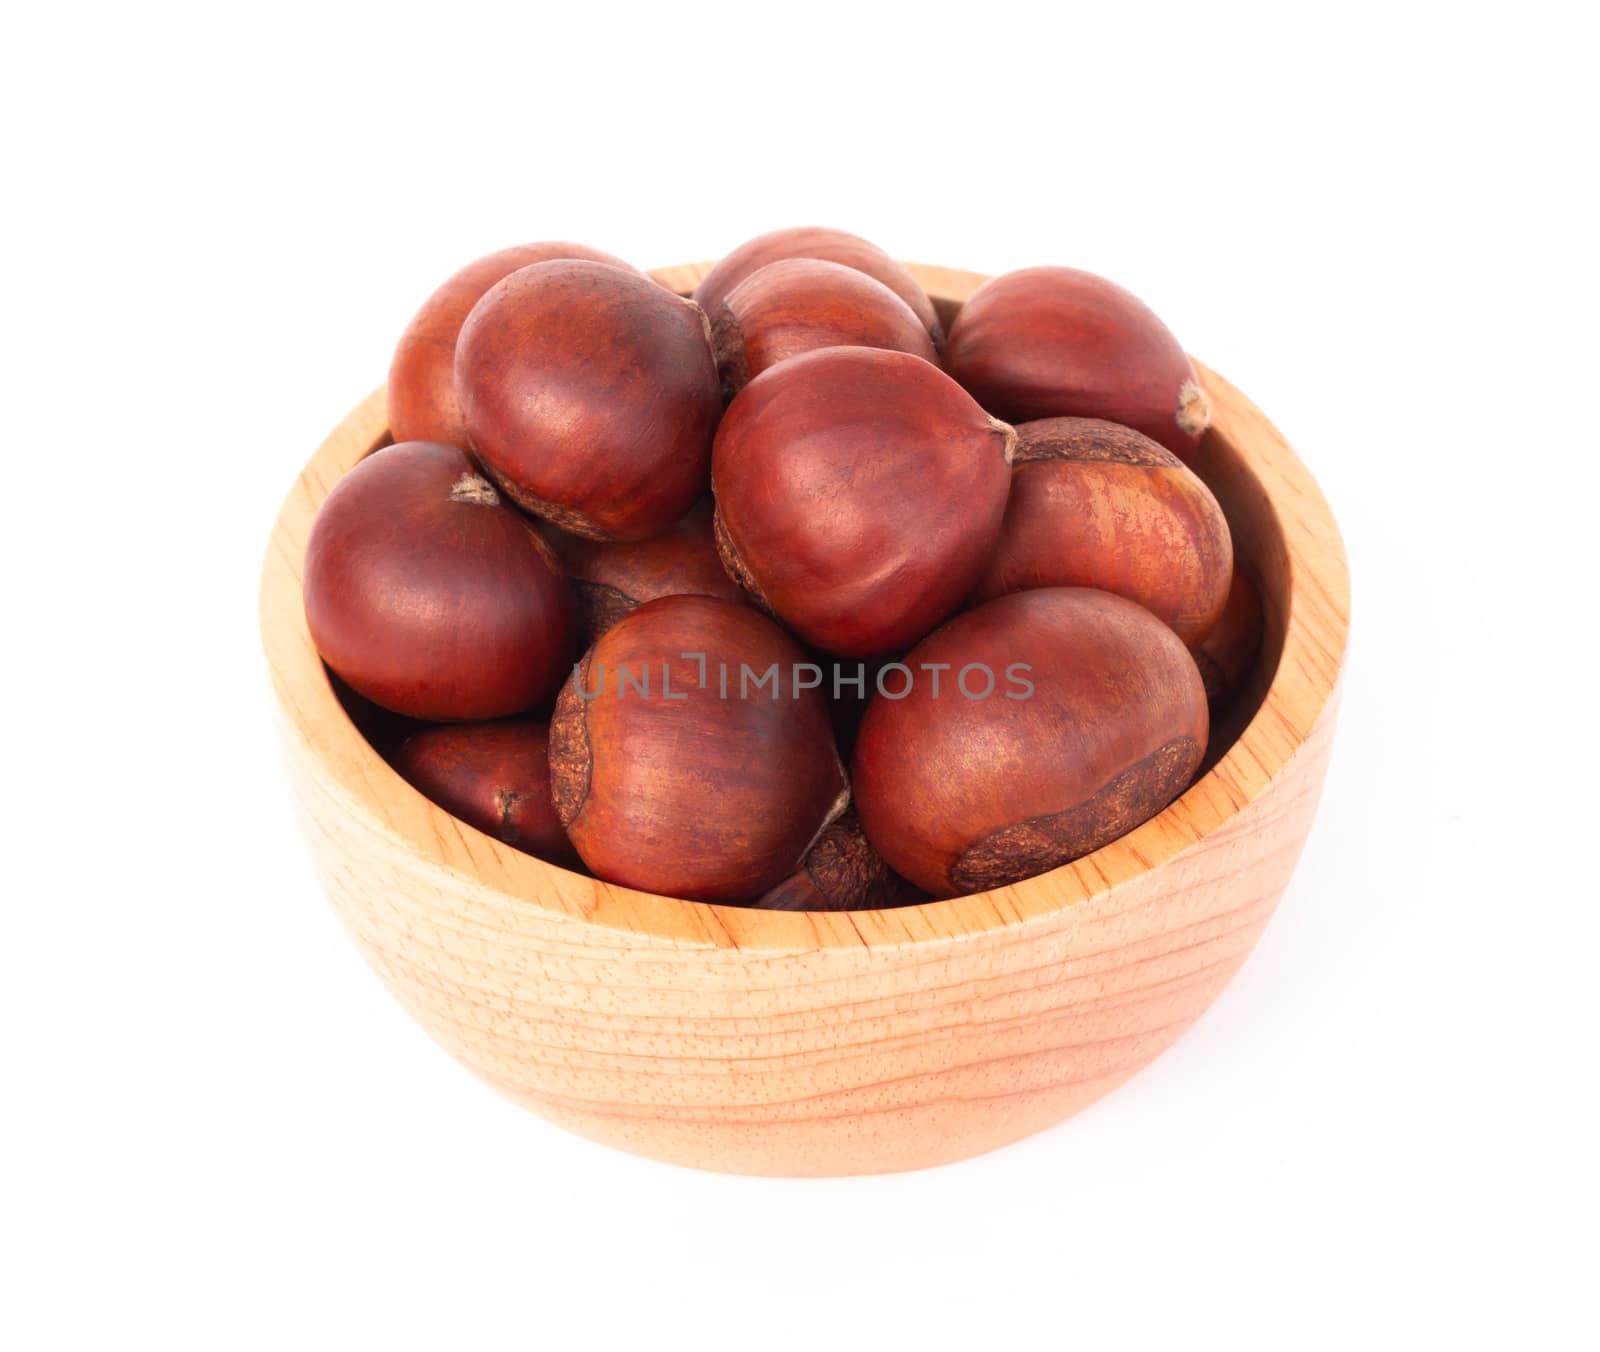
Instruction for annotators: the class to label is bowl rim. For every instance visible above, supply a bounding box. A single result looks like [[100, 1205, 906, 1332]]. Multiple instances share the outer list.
[[259, 260, 1349, 953]]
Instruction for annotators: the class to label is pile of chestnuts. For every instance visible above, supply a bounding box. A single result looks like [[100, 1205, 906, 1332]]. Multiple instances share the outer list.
[[303, 227, 1265, 909]]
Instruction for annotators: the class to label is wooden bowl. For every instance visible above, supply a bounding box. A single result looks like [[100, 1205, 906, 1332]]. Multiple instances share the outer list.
[[259, 261, 1349, 1176]]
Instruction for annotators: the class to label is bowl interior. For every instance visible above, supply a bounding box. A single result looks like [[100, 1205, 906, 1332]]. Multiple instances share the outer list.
[[262, 261, 1345, 953]]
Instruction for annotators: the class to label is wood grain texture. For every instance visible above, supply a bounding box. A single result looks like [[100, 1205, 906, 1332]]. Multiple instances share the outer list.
[[259, 261, 1350, 1176]]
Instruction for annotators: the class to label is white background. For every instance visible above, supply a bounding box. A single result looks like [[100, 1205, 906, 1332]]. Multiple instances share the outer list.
[[4, 3, 1597, 1347]]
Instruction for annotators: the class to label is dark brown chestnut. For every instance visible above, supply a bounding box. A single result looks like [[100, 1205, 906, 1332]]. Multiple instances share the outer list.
[[852, 588, 1208, 898], [456, 260, 721, 541], [753, 810, 924, 911], [1192, 568, 1265, 710], [944, 267, 1211, 458], [303, 441, 574, 720], [392, 720, 578, 865], [388, 242, 639, 447], [973, 418, 1234, 646], [710, 258, 939, 395], [694, 226, 944, 348], [552, 498, 743, 647], [712, 346, 1015, 657], [548, 595, 849, 903]]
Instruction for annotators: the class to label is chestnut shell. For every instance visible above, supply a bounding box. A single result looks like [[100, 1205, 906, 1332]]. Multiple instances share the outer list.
[[392, 720, 577, 865], [1193, 567, 1265, 710], [973, 417, 1234, 646], [548, 595, 849, 903], [456, 260, 721, 541], [711, 257, 939, 395], [387, 241, 639, 448], [753, 810, 924, 911], [852, 588, 1208, 897], [712, 346, 1015, 657], [303, 442, 574, 721], [943, 266, 1210, 458], [694, 226, 944, 349], [552, 498, 742, 647]]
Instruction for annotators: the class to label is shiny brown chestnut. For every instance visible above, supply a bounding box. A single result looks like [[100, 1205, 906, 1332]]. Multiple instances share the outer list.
[[552, 498, 743, 647], [456, 260, 721, 541], [1193, 568, 1265, 710], [944, 267, 1211, 459], [712, 346, 1015, 657], [973, 418, 1234, 646], [852, 588, 1208, 898], [387, 242, 639, 448], [710, 258, 938, 395], [392, 720, 578, 866], [549, 595, 849, 903], [303, 442, 574, 720], [753, 810, 924, 911], [694, 226, 944, 349]]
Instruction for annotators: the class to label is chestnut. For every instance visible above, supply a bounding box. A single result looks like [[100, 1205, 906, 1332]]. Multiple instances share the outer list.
[[754, 810, 925, 911], [549, 594, 849, 902], [712, 346, 1015, 656], [552, 497, 743, 646], [694, 226, 944, 349], [710, 258, 939, 395], [852, 588, 1208, 898], [456, 260, 721, 541], [972, 417, 1233, 646], [303, 441, 574, 720], [1192, 568, 1265, 710], [943, 267, 1210, 458], [392, 719, 578, 866], [388, 242, 638, 447]]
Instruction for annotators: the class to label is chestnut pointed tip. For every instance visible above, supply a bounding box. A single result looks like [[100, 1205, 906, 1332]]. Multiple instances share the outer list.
[[990, 417, 1019, 465], [1176, 378, 1212, 439], [448, 470, 500, 506], [683, 295, 716, 351]]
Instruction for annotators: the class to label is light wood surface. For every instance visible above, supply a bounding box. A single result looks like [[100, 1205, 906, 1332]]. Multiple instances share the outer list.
[[259, 261, 1350, 1176]]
